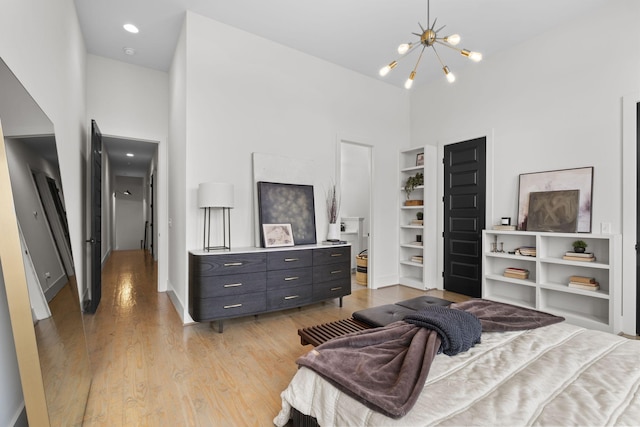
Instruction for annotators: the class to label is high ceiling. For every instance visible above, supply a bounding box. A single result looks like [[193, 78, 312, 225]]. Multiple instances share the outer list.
[[74, 0, 609, 176], [75, 0, 609, 89]]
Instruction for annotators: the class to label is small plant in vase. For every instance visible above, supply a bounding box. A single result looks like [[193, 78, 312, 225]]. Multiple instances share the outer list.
[[326, 184, 341, 241], [404, 172, 424, 206], [572, 240, 587, 253]]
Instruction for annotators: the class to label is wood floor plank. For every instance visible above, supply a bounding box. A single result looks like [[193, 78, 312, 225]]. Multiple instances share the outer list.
[[82, 249, 469, 426]]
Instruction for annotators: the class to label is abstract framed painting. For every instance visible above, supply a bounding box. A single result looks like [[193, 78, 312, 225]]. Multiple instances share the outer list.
[[517, 167, 593, 232]]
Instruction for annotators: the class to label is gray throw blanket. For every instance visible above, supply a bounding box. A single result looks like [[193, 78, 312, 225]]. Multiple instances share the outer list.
[[297, 321, 441, 419], [451, 298, 564, 331], [296, 299, 566, 419], [404, 305, 482, 355]]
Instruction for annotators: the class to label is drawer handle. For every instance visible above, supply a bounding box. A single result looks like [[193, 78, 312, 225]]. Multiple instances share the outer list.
[[284, 258, 299, 262], [223, 283, 242, 288], [223, 303, 243, 309], [284, 276, 299, 281], [330, 253, 343, 257], [330, 287, 342, 291], [224, 262, 243, 267], [331, 270, 342, 274], [284, 295, 300, 300]]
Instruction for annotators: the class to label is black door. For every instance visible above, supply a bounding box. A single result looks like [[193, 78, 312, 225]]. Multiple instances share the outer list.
[[86, 119, 102, 313], [443, 137, 486, 297], [636, 102, 639, 334]]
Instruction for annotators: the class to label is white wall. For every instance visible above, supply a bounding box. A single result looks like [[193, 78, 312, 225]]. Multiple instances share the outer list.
[[410, 1, 640, 331], [166, 12, 409, 322], [114, 176, 144, 250], [86, 54, 170, 290], [0, 0, 86, 424], [5, 139, 66, 294]]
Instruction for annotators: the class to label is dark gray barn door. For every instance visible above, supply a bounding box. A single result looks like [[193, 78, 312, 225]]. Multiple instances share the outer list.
[[443, 137, 486, 297]]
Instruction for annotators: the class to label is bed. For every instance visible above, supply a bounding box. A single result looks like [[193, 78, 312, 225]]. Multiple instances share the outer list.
[[274, 300, 640, 426]]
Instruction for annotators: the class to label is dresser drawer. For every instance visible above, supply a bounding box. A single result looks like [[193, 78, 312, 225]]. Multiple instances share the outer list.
[[190, 291, 266, 321], [191, 253, 266, 276], [313, 262, 350, 283], [267, 250, 312, 270], [313, 246, 351, 265], [191, 271, 266, 298], [313, 279, 351, 301], [267, 285, 312, 310], [267, 267, 313, 290]]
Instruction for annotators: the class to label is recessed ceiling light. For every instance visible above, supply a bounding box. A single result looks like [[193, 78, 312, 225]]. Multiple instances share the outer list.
[[123, 24, 139, 34], [123, 47, 136, 56], [126, 153, 134, 157]]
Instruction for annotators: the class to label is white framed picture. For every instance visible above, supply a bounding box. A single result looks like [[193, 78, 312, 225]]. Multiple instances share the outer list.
[[262, 223, 295, 247]]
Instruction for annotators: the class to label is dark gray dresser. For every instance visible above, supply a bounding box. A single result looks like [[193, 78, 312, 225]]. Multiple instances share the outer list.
[[189, 244, 351, 332]]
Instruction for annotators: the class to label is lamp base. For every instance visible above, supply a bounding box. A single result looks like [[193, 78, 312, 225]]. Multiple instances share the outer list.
[[202, 207, 231, 252], [204, 245, 231, 252]]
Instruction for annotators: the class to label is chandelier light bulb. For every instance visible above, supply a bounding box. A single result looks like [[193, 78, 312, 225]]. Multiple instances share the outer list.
[[469, 51, 483, 62], [404, 71, 416, 89], [397, 43, 412, 55], [379, 61, 398, 77], [444, 34, 461, 45], [443, 66, 455, 83]]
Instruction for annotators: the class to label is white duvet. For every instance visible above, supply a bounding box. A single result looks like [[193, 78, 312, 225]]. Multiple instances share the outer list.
[[274, 322, 640, 426]]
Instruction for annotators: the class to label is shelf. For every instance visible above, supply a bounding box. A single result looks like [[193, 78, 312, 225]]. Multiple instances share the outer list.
[[401, 225, 423, 230], [400, 260, 424, 268], [401, 165, 423, 173], [482, 230, 621, 333]]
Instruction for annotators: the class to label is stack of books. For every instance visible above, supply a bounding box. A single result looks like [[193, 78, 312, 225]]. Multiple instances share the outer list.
[[563, 251, 596, 262], [411, 219, 424, 226], [568, 275, 599, 291], [515, 246, 537, 257], [322, 240, 347, 245], [411, 255, 423, 264], [503, 267, 529, 279]]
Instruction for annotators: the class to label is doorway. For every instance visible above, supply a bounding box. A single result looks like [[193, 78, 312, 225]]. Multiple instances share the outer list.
[[442, 137, 487, 297], [339, 139, 373, 288]]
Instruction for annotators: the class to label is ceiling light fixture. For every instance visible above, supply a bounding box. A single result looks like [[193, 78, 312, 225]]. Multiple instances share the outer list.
[[123, 24, 139, 34], [123, 47, 136, 56], [379, 0, 482, 89], [126, 153, 134, 157], [123, 190, 132, 195]]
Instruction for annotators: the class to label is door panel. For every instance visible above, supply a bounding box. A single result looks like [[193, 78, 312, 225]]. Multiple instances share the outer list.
[[443, 137, 486, 297], [87, 119, 102, 313]]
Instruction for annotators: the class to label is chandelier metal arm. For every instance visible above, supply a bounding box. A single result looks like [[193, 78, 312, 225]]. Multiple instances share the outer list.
[[379, 0, 481, 88]]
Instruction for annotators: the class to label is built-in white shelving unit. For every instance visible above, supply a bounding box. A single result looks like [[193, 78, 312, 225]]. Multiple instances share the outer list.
[[399, 146, 437, 289], [482, 230, 621, 332]]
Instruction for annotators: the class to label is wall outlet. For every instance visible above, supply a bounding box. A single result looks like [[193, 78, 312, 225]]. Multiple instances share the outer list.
[[44, 272, 51, 279], [601, 222, 612, 234]]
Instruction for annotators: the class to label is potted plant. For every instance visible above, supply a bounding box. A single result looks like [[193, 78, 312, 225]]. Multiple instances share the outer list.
[[572, 240, 588, 253], [326, 184, 341, 240], [404, 172, 424, 206], [416, 212, 423, 221]]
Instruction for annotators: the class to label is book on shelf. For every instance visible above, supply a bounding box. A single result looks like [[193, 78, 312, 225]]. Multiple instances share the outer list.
[[515, 246, 537, 257], [322, 240, 347, 245], [565, 251, 595, 258], [410, 219, 424, 225], [568, 282, 600, 291], [562, 255, 596, 262], [569, 275, 597, 284], [503, 267, 529, 279], [410, 256, 423, 263], [492, 225, 516, 231]]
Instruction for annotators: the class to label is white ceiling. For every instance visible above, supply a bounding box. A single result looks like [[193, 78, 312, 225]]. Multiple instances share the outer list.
[[74, 0, 609, 176], [75, 0, 609, 89]]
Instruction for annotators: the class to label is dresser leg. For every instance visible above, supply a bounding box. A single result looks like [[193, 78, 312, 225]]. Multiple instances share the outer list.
[[211, 320, 223, 333], [339, 296, 343, 307]]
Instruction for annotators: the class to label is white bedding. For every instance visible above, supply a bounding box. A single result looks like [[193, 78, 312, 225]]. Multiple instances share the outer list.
[[274, 322, 640, 426]]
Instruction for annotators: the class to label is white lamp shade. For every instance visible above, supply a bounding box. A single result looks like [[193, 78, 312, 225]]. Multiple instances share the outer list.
[[198, 182, 234, 208]]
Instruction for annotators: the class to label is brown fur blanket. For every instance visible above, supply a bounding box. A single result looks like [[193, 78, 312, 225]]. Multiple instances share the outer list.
[[296, 299, 564, 419]]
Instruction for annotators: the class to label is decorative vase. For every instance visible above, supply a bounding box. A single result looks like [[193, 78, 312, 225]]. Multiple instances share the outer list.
[[327, 223, 340, 241], [574, 247, 585, 253]]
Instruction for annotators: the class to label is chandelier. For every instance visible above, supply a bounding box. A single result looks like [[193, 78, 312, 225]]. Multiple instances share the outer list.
[[379, 0, 482, 89]]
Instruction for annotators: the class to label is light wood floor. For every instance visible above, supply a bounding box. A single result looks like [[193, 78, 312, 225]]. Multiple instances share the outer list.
[[82, 250, 469, 426]]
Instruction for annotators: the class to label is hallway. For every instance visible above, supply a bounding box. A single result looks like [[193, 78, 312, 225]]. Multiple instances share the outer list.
[[80, 250, 457, 425]]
